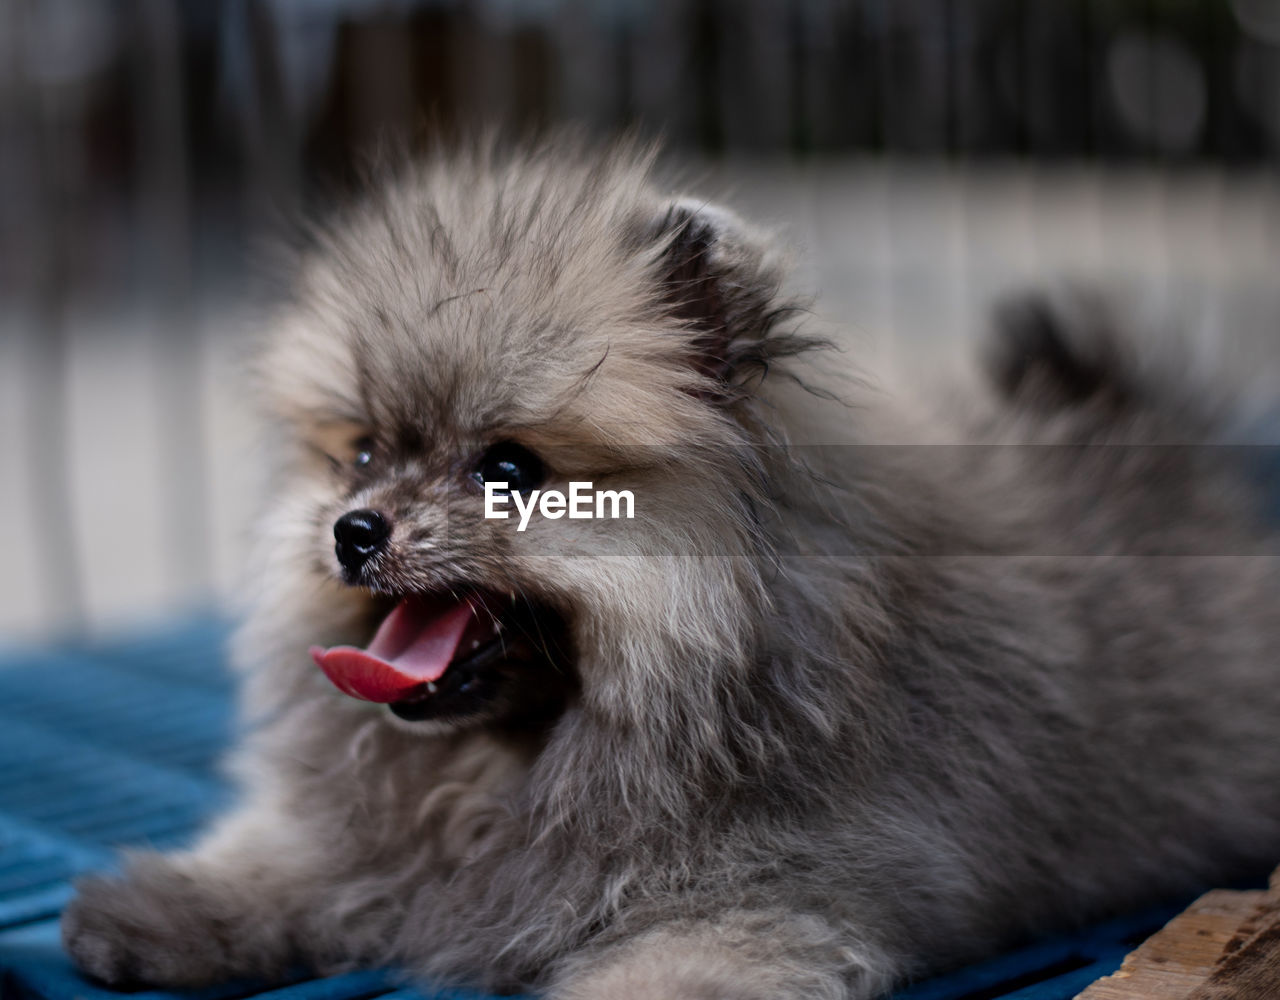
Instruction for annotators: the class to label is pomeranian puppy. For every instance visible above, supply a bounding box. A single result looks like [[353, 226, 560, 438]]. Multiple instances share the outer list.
[[63, 139, 1280, 1000]]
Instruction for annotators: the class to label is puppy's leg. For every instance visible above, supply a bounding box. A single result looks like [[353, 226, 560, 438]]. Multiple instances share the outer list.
[[552, 910, 894, 1000], [62, 806, 326, 989]]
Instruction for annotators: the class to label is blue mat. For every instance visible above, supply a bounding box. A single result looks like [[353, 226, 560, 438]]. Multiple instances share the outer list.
[[0, 618, 1186, 1000]]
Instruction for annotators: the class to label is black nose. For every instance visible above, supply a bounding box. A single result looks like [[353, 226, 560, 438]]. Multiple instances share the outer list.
[[334, 509, 390, 574]]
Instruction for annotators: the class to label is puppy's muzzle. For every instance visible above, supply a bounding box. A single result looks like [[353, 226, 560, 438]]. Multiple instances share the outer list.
[[334, 508, 390, 575]]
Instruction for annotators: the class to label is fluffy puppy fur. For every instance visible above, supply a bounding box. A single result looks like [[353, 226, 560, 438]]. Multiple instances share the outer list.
[[63, 140, 1280, 999]]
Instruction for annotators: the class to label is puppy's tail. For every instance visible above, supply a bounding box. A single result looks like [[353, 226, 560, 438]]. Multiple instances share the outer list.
[[985, 288, 1280, 529], [983, 289, 1148, 414], [980, 287, 1257, 440]]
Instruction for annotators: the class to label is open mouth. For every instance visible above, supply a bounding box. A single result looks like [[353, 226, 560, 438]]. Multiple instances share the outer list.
[[309, 589, 574, 727]]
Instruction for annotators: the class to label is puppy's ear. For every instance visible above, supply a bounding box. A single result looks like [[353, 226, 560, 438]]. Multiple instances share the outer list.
[[643, 198, 791, 398]]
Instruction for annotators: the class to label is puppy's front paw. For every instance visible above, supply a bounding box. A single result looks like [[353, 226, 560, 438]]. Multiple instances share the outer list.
[[62, 866, 242, 989]]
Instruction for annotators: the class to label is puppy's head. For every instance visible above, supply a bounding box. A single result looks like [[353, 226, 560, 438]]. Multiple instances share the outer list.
[[253, 142, 816, 735]]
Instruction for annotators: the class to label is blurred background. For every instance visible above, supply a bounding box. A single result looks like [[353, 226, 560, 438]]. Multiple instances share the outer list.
[[1, 0, 1278, 640]]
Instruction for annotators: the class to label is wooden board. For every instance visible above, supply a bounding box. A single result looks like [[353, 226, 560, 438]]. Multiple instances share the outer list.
[[1078, 888, 1273, 1000]]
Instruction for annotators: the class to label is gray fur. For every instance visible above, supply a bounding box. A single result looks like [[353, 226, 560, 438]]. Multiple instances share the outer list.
[[63, 138, 1280, 999]]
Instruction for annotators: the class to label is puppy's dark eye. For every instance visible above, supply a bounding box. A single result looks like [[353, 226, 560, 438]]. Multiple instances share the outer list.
[[353, 436, 375, 468], [472, 441, 545, 494]]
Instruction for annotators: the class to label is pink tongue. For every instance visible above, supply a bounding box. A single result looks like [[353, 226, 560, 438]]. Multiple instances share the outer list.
[[309, 598, 477, 702]]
